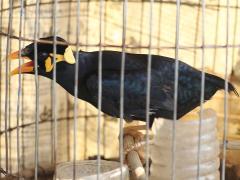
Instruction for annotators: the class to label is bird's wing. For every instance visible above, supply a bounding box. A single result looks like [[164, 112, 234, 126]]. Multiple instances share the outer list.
[[150, 57, 210, 118], [85, 51, 210, 119], [85, 69, 179, 119], [85, 71, 138, 117]]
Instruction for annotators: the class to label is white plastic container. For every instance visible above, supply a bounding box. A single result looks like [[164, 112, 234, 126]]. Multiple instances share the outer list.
[[150, 109, 220, 180], [55, 160, 129, 180]]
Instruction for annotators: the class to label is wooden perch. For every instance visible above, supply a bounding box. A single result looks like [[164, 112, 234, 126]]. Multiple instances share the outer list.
[[124, 135, 146, 180]]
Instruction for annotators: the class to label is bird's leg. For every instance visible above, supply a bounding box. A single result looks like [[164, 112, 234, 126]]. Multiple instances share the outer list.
[[123, 124, 154, 145], [123, 125, 146, 140]]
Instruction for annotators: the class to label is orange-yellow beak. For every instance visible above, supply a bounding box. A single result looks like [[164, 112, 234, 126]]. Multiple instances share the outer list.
[[8, 50, 34, 76]]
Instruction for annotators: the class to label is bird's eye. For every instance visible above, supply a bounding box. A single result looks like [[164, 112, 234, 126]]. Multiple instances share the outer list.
[[22, 48, 31, 56], [42, 52, 48, 57]]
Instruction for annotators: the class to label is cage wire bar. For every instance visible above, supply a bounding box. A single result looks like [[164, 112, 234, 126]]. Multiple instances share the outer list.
[[0, 0, 2, 174], [0, 0, 2, 176], [5, 0, 14, 174], [33, 0, 40, 179], [21, 1, 27, 173], [66, 0, 71, 163], [145, 0, 154, 179], [221, 0, 230, 179], [83, 0, 90, 161], [16, 0, 24, 177], [0, 0, 240, 11], [197, 0, 206, 179], [97, 0, 104, 179], [73, 0, 81, 179], [50, 0, 54, 166], [52, 0, 58, 180], [172, 0, 181, 179], [120, 0, 127, 179], [8, 8, 11, 174], [0, 4, 1, 173], [1, 30, 240, 50], [0, 0, 240, 179]]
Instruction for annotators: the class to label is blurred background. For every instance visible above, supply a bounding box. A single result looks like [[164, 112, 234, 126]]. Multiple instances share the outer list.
[[0, 0, 240, 178]]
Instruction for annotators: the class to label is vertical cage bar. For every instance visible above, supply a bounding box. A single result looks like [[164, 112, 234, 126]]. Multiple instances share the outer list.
[[73, 0, 81, 179], [34, 0, 40, 179], [120, 0, 127, 179], [5, 0, 14, 173], [21, 1, 27, 169], [221, 0, 230, 179], [8, 7, 12, 173], [52, 0, 58, 178], [172, 0, 181, 180], [145, 0, 154, 179], [50, 1, 54, 165], [65, 0, 72, 163], [197, 0, 206, 179], [21, 1, 27, 171], [0, 0, 3, 175], [97, 0, 104, 179], [84, 0, 90, 160], [103, 1, 108, 157], [16, 0, 25, 176]]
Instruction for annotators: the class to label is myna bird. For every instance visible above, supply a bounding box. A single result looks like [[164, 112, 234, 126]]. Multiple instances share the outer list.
[[9, 36, 239, 129]]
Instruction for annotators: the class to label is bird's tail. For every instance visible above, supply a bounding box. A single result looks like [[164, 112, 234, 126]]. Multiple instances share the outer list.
[[205, 73, 239, 97]]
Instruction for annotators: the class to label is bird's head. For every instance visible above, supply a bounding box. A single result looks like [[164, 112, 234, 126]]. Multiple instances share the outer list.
[[8, 36, 76, 76]]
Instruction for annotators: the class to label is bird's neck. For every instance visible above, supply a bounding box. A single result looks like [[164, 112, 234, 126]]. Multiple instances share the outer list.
[[55, 52, 96, 100]]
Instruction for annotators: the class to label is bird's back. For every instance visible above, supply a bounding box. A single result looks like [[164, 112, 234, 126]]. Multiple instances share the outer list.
[[68, 51, 239, 122]]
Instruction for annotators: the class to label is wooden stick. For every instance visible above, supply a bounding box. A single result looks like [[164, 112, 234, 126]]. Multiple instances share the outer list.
[[124, 135, 146, 180]]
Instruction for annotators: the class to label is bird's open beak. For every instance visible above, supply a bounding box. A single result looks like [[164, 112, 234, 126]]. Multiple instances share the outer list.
[[8, 50, 34, 76]]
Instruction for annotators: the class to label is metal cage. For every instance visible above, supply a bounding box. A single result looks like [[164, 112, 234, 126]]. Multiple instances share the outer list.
[[0, 0, 240, 179]]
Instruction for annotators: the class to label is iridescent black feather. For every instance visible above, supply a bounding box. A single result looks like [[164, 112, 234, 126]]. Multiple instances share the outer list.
[[17, 37, 239, 127]]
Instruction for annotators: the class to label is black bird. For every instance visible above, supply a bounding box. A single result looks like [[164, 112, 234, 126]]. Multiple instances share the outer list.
[[9, 36, 239, 128]]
